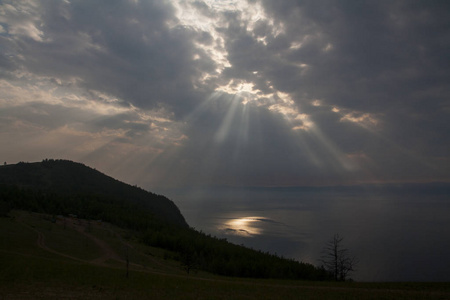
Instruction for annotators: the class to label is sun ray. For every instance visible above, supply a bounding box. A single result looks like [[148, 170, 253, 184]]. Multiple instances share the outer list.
[[214, 95, 242, 143]]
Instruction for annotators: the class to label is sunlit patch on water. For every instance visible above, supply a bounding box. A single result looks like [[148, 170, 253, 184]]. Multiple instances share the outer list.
[[220, 216, 268, 237]]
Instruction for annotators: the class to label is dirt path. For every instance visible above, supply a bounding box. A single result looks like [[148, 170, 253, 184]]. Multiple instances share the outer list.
[[21, 216, 158, 272], [15, 213, 119, 267], [67, 222, 121, 264], [23, 223, 86, 263]]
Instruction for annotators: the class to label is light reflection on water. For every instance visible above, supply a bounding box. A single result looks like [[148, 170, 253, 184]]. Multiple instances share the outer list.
[[221, 216, 265, 236]]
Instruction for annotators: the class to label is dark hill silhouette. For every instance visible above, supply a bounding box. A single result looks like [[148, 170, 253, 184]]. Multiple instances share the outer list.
[[0, 159, 187, 227]]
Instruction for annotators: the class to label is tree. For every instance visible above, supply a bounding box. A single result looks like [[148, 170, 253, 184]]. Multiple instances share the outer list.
[[180, 247, 198, 275], [320, 234, 357, 281]]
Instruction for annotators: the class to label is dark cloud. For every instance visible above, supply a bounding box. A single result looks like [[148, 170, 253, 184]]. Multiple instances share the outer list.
[[261, 1, 450, 113], [259, 1, 450, 180]]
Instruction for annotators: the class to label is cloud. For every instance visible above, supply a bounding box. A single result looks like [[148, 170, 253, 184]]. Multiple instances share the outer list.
[[0, 0, 215, 115], [0, 0, 449, 187], [258, 1, 450, 124]]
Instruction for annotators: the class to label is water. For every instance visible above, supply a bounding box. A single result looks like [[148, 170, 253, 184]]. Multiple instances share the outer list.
[[158, 183, 450, 281]]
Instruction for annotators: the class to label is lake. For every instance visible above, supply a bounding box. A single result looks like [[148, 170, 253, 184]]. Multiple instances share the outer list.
[[158, 183, 450, 282]]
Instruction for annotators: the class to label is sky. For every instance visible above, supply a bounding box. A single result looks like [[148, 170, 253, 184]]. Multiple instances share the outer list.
[[1, 0, 450, 281], [1, 0, 449, 189]]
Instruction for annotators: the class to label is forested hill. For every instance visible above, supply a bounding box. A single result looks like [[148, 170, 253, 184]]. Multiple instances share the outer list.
[[0, 159, 187, 227], [0, 159, 330, 280]]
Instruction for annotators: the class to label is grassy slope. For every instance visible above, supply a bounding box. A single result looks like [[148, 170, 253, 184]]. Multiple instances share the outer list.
[[1, 211, 449, 300]]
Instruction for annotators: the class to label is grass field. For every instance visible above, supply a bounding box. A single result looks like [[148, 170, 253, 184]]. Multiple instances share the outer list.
[[1, 211, 449, 299]]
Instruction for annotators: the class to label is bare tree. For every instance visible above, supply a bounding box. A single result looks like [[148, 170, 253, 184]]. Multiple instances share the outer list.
[[320, 234, 357, 281]]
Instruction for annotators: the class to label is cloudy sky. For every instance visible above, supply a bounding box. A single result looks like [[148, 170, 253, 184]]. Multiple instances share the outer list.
[[1, 0, 449, 189]]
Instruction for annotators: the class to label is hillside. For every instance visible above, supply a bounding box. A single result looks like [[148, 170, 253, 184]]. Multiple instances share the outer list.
[[0, 159, 187, 227], [3, 211, 448, 299], [0, 159, 328, 280]]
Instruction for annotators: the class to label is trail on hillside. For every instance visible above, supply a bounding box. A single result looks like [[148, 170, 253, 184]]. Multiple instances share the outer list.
[[18, 216, 87, 263], [19, 215, 178, 274], [66, 221, 121, 264], [66, 219, 180, 272], [17, 215, 123, 268]]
